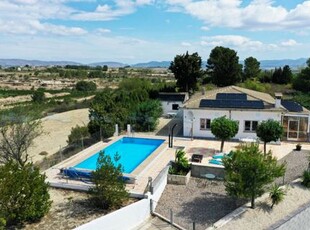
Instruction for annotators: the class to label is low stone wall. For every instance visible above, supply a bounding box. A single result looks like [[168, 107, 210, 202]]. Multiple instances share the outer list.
[[191, 163, 225, 179], [167, 170, 191, 185]]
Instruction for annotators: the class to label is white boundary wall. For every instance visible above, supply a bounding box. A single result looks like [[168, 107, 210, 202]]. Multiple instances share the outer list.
[[75, 166, 169, 230], [75, 198, 150, 230]]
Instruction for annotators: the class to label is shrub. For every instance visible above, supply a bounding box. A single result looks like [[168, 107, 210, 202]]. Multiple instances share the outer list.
[[301, 170, 310, 188], [0, 162, 51, 227], [269, 184, 286, 209], [90, 151, 129, 210], [67, 125, 90, 146], [31, 90, 45, 103], [75, 81, 97, 91], [39, 151, 48, 156], [169, 149, 190, 176]]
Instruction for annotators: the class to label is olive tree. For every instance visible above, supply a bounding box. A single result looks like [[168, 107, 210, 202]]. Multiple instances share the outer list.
[[0, 115, 43, 167], [223, 144, 285, 209], [211, 116, 239, 152], [256, 119, 283, 154]]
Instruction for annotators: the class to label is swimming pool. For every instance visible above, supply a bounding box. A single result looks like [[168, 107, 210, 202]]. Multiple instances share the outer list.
[[74, 137, 165, 174]]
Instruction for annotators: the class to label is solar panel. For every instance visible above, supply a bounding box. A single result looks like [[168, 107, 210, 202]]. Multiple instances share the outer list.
[[281, 100, 303, 112], [199, 99, 264, 109], [216, 93, 247, 101]]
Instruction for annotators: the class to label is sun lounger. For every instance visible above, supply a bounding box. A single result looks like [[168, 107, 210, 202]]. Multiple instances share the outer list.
[[61, 167, 92, 180], [212, 151, 233, 159], [209, 159, 223, 165], [60, 167, 136, 184]]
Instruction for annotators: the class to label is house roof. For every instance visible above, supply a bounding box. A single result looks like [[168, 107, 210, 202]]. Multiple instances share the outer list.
[[158, 92, 188, 102], [281, 100, 304, 112], [184, 86, 309, 113]]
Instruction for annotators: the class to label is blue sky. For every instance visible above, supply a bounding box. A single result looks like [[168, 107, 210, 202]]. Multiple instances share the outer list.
[[0, 0, 310, 64]]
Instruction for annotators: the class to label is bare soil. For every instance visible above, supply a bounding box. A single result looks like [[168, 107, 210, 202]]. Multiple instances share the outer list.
[[23, 188, 137, 230]]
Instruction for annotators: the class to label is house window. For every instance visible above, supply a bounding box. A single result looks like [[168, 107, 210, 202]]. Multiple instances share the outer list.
[[244, 120, 258, 132], [200, 118, 211, 130], [172, 104, 179, 110]]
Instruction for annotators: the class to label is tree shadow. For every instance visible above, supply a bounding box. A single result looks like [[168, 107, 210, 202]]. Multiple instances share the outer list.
[[174, 192, 245, 229], [257, 201, 272, 214], [156, 117, 183, 137]]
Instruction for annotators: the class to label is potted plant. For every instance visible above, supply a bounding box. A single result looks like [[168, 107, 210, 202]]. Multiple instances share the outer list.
[[296, 143, 302, 151], [167, 149, 191, 185]]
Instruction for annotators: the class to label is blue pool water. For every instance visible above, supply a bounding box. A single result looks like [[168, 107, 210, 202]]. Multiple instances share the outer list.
[[74, 137, 165, 173]]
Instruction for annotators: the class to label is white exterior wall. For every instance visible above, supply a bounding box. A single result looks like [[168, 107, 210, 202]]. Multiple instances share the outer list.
[[161, 101, 183, 115], [74, 167, 169, 230], [75, 198, 150, 230], [183, 109, 281, 139]]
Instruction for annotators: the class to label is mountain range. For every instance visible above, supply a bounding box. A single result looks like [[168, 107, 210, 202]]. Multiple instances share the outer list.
[[0, 58, 308, 69]]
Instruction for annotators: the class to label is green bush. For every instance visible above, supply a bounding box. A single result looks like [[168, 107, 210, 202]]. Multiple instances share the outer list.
[[169, 149, 190, 175], [0, 162, 51, 227], [269, 184, 286, 208], [31, 90, 45, 103], [90, 151, 129, 210], [67, 125, 90, 146], [238, 80, 271, 92], [76, 81, 97, 91], [0, 218, 6, 230], [301, 170, 310, 188]]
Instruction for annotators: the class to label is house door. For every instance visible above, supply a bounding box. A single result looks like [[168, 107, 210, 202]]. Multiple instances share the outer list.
[[287, 120, 299, 140]]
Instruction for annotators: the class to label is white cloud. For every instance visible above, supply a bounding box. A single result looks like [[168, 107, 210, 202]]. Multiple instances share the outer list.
[[0, 19, 87, 36], [164, 0, 310, 30], [200, 35, 263, 49], [96, 28, 111, 34], [181, 42, 192, 46], [71, 0, 153, 21], [201, 26, 209, 31], [281, 39, 298, 47], [0, 0, 153, 36]]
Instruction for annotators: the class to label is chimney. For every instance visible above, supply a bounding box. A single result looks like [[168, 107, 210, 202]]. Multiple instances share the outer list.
[[275, 93, 282, 108]]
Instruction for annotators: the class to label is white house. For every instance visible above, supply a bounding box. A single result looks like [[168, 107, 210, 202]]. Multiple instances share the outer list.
[[158, 92, 189, 117], [183, 86, 310, 142]]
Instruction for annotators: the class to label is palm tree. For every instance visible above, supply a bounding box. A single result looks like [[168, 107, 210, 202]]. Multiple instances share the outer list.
[[269, 184, 286, 209]]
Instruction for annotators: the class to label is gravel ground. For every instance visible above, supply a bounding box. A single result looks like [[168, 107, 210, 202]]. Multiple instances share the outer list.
[[155, 149, 310, 230], [155, 178, 245, 230], [275, 149, 309, 184]]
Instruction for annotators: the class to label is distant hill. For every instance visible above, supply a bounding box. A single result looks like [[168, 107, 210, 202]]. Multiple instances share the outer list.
[[88, 62, 127, 68], [130, 58, 308, 69], [0, 58, 307, 69], [0, 59, 81, 67], [258, 58, 307, 69], [132, 61, 171, 68]]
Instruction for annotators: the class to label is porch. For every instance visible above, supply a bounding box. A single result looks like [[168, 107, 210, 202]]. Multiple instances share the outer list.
[[282, 114, 310, 142]]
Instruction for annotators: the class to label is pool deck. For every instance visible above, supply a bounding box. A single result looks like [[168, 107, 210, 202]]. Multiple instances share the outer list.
[[45, 134, 310, 196], [45, 134, 174, 195]]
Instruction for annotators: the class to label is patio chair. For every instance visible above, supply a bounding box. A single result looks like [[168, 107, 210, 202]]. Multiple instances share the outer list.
[[191, 154, 203, 163]]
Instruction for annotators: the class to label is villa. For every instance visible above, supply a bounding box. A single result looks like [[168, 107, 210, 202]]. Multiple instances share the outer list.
[[158, 92, 188, 117], [182, 86, 310, 142]]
